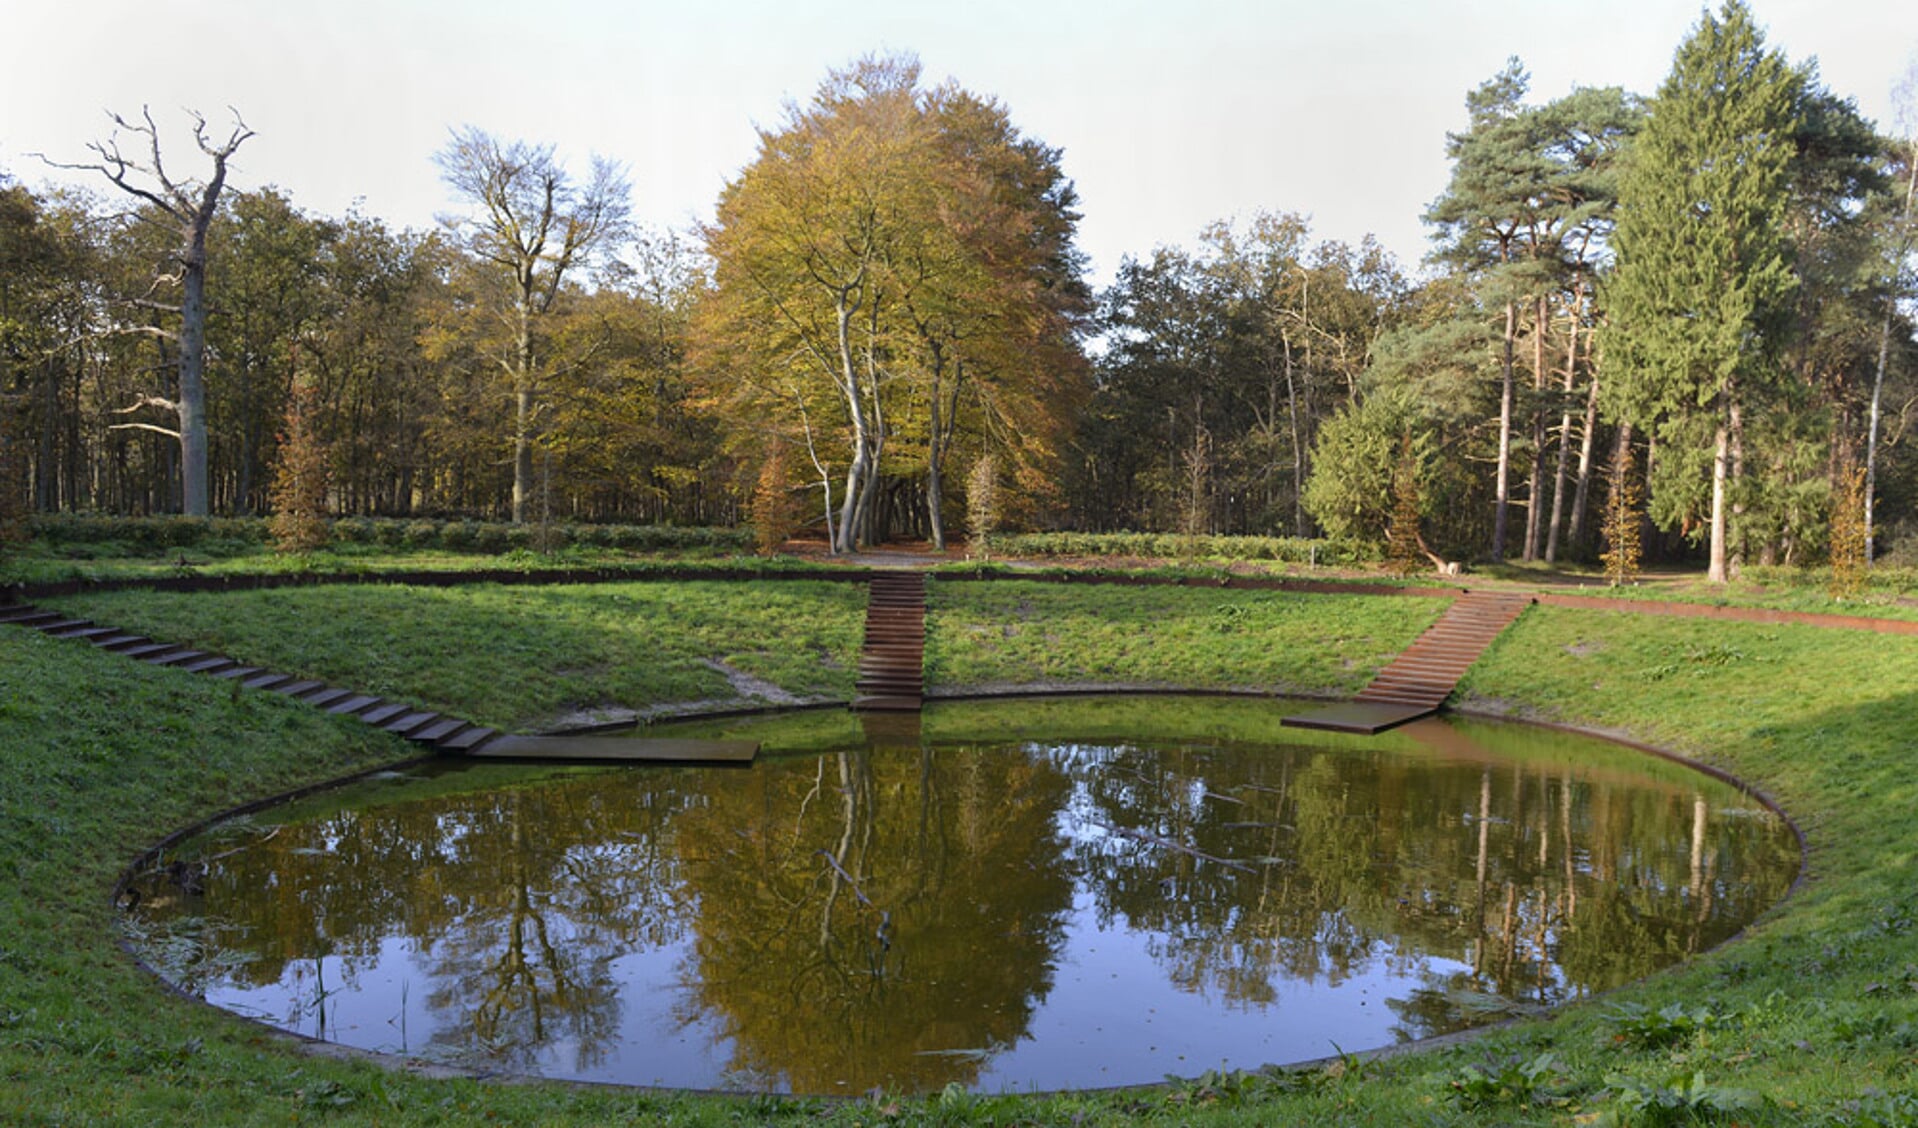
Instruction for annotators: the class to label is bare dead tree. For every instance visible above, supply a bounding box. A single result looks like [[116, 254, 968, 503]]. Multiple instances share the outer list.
[[43, 106, 253, 516]]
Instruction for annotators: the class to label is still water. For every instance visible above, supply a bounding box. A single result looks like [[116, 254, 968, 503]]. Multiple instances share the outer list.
[[125, 697, 1798, 1094]]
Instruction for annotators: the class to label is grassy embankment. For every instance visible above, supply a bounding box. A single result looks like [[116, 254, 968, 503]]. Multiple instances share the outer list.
[[4, 574, 1918, 1124]]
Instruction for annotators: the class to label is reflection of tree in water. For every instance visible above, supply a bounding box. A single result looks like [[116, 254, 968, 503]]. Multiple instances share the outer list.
[[671, 745, 1075, 1093], [162, 772, 698, 1072], [137, 726, 1797, 1085], [1065, 742, 1797, 1039]]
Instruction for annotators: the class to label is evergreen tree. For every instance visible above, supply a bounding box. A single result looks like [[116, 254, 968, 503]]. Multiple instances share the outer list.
[[1602, 1, 1799, 583]]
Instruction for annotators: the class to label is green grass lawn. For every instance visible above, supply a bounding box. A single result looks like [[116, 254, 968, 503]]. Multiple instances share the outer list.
[[4, 577, 1918, 1124], [925, 579, 1445, 694], [39, 581, 866, 731]]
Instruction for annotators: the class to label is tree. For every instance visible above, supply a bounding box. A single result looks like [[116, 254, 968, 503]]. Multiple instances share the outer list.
[[1867, 62, 1918, 562], [966, 452, 998, 559], [697, 55, 1087, 554], [44, 107, 252, 516], [1427, 59, 1551, 562], [436, 127, 629, 524], [268, 370, 329, 554], [1603, 1, 1799, 583], [1601, 437, 1644, 587]]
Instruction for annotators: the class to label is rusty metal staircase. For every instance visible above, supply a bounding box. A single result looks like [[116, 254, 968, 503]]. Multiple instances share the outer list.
[[1283, 591, 1532, 735], [852, 572, 926, 712]]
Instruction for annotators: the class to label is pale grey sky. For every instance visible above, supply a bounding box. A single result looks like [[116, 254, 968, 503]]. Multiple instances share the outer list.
[[4, 1, 1915, 283]]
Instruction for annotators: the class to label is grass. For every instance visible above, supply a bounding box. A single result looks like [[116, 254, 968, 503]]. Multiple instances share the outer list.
[[38, 581, 866, 731], [4, 569, 1918, 1123], [925, 579, 1445, 694]]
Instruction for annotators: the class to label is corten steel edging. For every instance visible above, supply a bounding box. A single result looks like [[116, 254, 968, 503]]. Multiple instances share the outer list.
[[106, 687, 1809, 1103]]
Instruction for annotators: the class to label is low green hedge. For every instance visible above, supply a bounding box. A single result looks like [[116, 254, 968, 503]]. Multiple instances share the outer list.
[[993, 530, 1342, 564], [29, 513, 753, 556]]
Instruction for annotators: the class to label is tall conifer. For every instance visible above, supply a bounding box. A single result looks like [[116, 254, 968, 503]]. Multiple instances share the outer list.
[[1603, 1, 1799, 583]]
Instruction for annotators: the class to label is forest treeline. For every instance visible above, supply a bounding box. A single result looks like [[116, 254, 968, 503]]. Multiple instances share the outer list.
[[1, 3, 1913, 574]]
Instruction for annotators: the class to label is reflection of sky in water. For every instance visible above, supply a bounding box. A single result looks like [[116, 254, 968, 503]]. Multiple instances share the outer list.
[[141, 703, 1798, 1094]]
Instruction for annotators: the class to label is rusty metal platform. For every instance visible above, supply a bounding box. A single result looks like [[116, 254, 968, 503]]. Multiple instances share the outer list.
[[1280, 700, 1436, 735]]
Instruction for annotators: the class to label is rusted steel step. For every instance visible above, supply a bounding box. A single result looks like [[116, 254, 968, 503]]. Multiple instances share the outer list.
[[302, 687, 356, 710], [382, 710, 441, 736], [4, 610, 64, 628], [853, 694, 923, 712], [240, 671, 294, 691], [211, 665, 262, 681], [92, 634, 151, 650], [439, 726, 499, 753], [0, 605, 50, 623], [325, 694, 384, 716], [271, 679, 327, 697], [52, 626, 121, 642], [34, 619, 94, 635], [357, 702, 412, 727], [177, 656, 239, 675], [119, 642, 182, 660], [144, 650, 207, 667], [411, 718, 469, 744]]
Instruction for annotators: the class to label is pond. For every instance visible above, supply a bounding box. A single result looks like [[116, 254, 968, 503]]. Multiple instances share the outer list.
[[123, 697, 1798, 1095]]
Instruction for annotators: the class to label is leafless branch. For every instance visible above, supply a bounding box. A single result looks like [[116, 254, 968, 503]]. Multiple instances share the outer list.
[[113, 395, 181, 416], [107, 422, 182, 440]]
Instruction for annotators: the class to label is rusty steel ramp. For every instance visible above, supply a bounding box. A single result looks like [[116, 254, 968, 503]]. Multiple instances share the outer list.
[[1283, 591, 1532, 735], [852, 571, 926, 712]]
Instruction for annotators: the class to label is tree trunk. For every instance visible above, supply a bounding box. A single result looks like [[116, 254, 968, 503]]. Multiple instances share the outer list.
[[1545, 283, 1581, 563], [1708, 420, 1730, 584], [1282, 332, 1307, 537], [1523, 295, 1549, 561], [1865, 150, 1915, 564], [1492, 299, 1516, 561], [926, 371, 945, 551], [833, 297, 870, 555], [1568, 377, 1602, 555], [178, 240, 211, 517]]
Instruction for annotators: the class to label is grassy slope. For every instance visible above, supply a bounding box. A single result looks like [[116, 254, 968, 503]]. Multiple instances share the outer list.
[[40, 581, 865, 731], [3, 585, 1917, 1124], [925, 579, 1445, 693]]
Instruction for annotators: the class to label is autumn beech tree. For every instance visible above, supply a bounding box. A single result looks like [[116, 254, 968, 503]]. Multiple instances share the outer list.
[[44, 107, 251, 516], [697, 55, 1088, 553], [436, 127, 629, 524]]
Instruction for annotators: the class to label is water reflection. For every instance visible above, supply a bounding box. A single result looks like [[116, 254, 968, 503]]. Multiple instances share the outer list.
[[127, 699, 1797, 1093]]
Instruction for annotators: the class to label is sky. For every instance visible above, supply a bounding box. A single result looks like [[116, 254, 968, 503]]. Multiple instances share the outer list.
[[3, 0, 1916, 286]]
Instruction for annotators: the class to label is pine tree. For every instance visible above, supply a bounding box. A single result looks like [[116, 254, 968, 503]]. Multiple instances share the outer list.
[[268, 377, 331, 554], [1602, 1, 1799, 583]]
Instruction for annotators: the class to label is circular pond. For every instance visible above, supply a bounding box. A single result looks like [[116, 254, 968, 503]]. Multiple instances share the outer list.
[[123, 697, 1798, 1094]]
